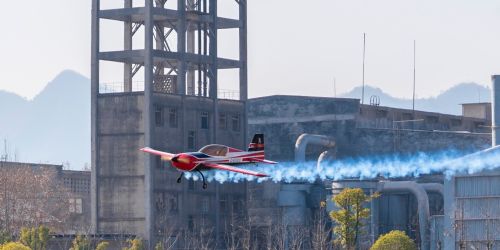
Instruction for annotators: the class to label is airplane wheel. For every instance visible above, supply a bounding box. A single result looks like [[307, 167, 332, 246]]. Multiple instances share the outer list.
[[203, 183, 208, 189], [176, 178, 182, 183]]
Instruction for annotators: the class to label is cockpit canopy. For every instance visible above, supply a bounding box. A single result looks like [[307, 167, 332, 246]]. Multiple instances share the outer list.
[[199, 144, 228, 156]]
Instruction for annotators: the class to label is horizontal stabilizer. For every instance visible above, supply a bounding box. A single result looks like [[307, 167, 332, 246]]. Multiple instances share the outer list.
[[203, 162, 268, 177], [247, 157, 277, 164]]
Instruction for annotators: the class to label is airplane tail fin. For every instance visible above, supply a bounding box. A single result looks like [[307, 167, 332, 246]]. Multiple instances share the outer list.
[[248, 134, 265, 152]]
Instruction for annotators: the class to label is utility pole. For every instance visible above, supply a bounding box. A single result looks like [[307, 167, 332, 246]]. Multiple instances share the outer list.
[[334, 77, 337, 98], [412, 40, 416, 117], [362, 33, 366, 104]]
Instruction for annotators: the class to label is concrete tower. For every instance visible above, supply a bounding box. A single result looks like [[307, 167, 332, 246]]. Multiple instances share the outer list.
[[91, 0, 248, 247]]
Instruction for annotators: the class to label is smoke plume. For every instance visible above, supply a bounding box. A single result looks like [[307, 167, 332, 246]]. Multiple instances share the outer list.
[[184, 147, 500, 183]]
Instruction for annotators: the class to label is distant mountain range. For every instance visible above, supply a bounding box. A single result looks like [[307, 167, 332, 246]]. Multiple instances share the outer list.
[[341, 84, 491, 115], [0, 70, 90, 169], [0, 70, 492, 168]]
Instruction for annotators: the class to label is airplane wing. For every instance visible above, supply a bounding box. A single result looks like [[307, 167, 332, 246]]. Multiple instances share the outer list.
[[203, 162, 268, 177], [140, 147, 175, 161], [246, 158, 278, 164]]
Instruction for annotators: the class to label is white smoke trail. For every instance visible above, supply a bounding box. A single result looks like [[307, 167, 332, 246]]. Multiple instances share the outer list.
[[184, 147, 500, 184]]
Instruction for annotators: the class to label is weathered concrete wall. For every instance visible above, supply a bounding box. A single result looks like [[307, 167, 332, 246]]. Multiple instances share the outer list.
[[248, 96, 359, 161], [96, 92, 248, 243], [248, 95, 491, 162], [97, 93, 146, 235]]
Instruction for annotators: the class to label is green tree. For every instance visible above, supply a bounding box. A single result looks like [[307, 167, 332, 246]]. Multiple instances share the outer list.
[[69, 235, 91, 250], [329, 188, 379, 250], [19, 226, 49, 250], [0, 242, 31, 250], [370, 230, 417, 250], [95, 241, 109, 250], [122, 238, 144, 250]]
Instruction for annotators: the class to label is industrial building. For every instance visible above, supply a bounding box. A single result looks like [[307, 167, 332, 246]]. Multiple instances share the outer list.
[[246, 95, 491, 250], [91, 0, 248, 248], [88, 1, 500, 249], [443, 76, 500, 250]]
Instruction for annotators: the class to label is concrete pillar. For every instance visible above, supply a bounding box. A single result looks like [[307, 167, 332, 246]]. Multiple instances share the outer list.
[[492, 75, 500, 146], [144, 0, 155, 247], [90, 0, 100, 234], [177, 0, 186, 95], [186, 2, 195, 95], [124, 0, 133, 92], [239, 0, 248, 147]]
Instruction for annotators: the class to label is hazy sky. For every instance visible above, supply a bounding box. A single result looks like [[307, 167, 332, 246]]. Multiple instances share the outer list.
[[1, 0, 500, 100]]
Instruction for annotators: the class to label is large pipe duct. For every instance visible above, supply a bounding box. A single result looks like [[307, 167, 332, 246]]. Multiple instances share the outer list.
[[317, 150, 337, 168], [295, 134, 336, 162], [378, 181, 430, 250], [492, 75, 500, 146], [419, 183, 444, 197]]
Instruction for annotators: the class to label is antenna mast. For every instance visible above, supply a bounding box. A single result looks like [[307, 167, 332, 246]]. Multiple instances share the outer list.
[[334, 77, 337, 98], [412, 40, 416, 116], [362, 33, 366, 104]]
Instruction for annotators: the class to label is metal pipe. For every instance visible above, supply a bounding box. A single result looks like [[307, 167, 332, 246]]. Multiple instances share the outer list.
[[378, 181, 430, 250], [492, 75, 500, 146], [317, 150, 336, 168], [295, 134, 336, 162], [419, 183, 444, 197]]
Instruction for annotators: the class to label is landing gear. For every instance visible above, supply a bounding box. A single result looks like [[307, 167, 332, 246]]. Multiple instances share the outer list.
[[176, 172, 184, 183], [196, 169, 208, 189]]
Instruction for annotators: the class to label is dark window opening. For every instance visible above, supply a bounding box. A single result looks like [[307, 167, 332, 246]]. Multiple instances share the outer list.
[[402, 113, 413, 121], [188, 215, 194, 231], [169, 108, 178, 128], [425, 116, 439, 124], [231, 114, 240, 132], [202, 197, 209, 214], [188, 179, 195, 190], [219, 114, 227, 130], [232, 199, 240, 212], [169, 195, 178, 212], [451, 118, 462, 127], [155, 105, 163, 126], [201, 112, 209, 129], [220, 200, 227, 214], [188, 131, 196, 150]]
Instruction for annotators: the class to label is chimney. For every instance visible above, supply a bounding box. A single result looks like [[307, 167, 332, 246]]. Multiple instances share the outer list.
[[492, 75, 500, 146]]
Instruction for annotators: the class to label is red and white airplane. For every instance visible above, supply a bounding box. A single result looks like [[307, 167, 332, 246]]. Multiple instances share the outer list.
[[140, 134, 276, 189]]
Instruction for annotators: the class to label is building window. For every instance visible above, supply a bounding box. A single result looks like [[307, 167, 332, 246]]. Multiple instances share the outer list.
[[188, 131, 196, 150], [232, 199, 240, 212], [169, 194, 178, 212], [69, 198, 83, 214], [155, 105, 163, 126], [188, 179, 195, 190], [169, 108, 178, 128], [202, 197, 209, 214], [219, 114, 227, 130], [451, 118, 462, 127], [201, 112, 209, 129], [188, 215, 194, 232], [220, 199, 227, 214], [231, 114, 240, 132]]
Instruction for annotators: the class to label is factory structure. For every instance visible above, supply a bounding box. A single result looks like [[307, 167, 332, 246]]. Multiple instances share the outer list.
[[85, 0, 500, 249]]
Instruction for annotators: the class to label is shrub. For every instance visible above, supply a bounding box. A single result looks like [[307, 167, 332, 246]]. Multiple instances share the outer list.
[[95, 241, 109, 250], [370, 230, 417, 250], [0, 242, 31, 250]]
